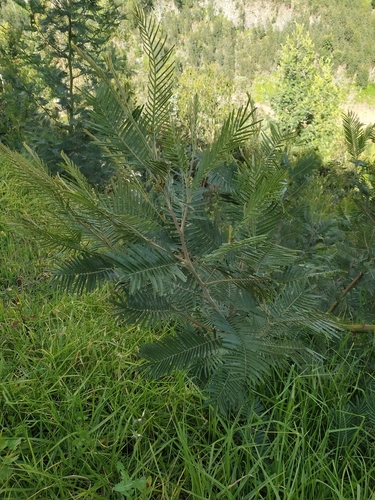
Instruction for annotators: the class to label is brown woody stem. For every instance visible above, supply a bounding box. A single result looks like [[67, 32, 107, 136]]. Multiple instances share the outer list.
[[327, 271, 364, 314]]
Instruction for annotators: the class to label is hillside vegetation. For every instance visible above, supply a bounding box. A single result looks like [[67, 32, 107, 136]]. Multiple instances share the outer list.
[[2, 0, 375, 172], [160, 0, 375, 82], [1, 2, 375, 499]]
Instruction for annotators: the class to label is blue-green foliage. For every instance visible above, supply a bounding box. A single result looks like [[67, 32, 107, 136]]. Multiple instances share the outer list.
[[0, 7, 341, 414]]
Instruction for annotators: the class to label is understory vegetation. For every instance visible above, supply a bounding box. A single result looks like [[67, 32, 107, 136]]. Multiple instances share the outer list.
[[2, 233, 375, 499], [2, 2, 375, 499]]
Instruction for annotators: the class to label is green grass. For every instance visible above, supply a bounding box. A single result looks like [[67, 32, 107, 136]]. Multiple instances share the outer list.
[[2, 232, 375, 499], [251, 74, 278, 105], [2, 189, 375, 498], [355, 83, 375, 105]]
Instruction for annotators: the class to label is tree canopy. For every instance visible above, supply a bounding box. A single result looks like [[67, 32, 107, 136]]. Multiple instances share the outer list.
[[272, 24, 341, 159]]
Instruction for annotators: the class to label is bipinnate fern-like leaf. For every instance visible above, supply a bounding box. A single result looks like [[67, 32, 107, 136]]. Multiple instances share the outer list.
[[268, 281, 338, 339], [206, 366, 250, 413], [85, 84, 152, 169], [53, 254, 116, 294], [342, 110, 375, 160], [257, 123, 289, 168], [185, 216, 225, 256], [193, 99, 260, 188], [105, 244, 186, 295], [113, 290, 177, 328], [79, 5, 176, 175], [134, 5, 175, 143], [140, 327, 222, 378]]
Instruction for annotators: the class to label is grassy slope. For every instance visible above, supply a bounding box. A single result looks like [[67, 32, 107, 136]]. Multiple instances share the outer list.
[[1, 181, 375, 498], [1, 2, 375, 495]]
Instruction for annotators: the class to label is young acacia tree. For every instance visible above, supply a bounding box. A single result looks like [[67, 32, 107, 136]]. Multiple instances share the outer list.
[[1, 7, 338, 413]]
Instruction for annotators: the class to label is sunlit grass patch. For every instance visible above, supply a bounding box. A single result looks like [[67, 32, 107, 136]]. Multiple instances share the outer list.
[[355, 82, 375, 105], [251, 73, 278, 104]]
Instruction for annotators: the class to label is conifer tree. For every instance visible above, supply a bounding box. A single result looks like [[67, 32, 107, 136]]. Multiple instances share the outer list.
[[0, 0, 123, 183]]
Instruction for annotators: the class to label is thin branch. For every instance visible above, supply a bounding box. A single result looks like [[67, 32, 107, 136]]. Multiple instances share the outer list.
[[164, 187, 220, 312], [206, 277, 269, 286], [171, 306, 212, 332], [363, 204, 375, 224], [341, 324, 375, 332], [327, 272, 364, 314]]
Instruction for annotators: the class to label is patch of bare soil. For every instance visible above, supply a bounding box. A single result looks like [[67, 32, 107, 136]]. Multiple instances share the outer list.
[[342, 102, 375, 125]]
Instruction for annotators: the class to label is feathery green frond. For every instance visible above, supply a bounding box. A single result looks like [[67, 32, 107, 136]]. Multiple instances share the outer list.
[[113, 290, 176, 328], [207, 162, 237, 193], [257, 123, 290, 167], [206, 366, 249, 413], [140, 327, 221, 378], [134, 5, 175, 146], [193, 98, 259, 188], [0, 143, 66, 211], [53, 254, 116, 293], [105, 244, 185, 295], [84, 83, 152, 169], [342, 110, 375, 160], [202, 238, 296, 274], [269, 281, 338, 338], [185, 217, 225, 256], [170, 276, 199, 312]]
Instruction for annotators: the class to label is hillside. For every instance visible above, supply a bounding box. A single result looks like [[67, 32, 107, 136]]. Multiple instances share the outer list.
[[144, 0, 375, 120], [3, 4, 375, 497], [1, 0, 375, 178], [152, 1, 374, 74]]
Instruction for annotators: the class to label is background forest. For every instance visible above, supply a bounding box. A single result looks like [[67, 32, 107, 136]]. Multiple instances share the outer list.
[[2, 1, 375, 499], [2, 0, 375, 174]]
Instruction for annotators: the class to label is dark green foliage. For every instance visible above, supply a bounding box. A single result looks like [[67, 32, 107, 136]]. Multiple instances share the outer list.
[[275, 110, 375, 327], [0, 0, 123, 184], [1, 7, 339, 414]]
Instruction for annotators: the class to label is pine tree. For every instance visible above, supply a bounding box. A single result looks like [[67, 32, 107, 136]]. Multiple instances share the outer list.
[[0, 0, 123, 183]]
